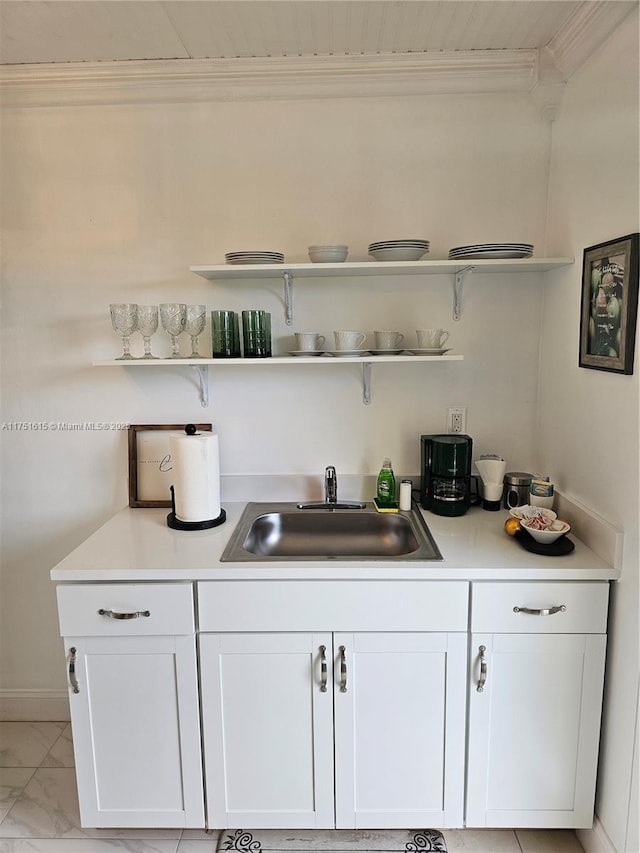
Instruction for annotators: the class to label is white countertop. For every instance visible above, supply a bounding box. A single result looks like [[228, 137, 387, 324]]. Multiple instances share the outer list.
[[50, 502, 619, 582]]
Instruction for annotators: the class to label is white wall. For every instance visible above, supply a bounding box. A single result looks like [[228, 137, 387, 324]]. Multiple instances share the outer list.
[[542, 10, 639, 853], [2, 21, 638, 848], [1, 88, 552, 701]]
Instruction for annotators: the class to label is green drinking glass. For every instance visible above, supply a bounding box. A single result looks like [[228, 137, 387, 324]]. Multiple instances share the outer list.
[[211, 310, 241, 358]]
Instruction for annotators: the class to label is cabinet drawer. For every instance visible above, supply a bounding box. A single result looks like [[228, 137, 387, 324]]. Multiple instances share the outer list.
[[57, 583, 195, 636], [198, 580, 469, 632], [471, 582, 609, 634]]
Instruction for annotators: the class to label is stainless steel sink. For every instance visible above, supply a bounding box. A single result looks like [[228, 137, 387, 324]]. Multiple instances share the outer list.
[[221, 502, 442, 562]]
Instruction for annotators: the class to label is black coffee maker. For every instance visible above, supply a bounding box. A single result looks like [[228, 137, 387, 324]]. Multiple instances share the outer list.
[[420, 434, 478, 517]]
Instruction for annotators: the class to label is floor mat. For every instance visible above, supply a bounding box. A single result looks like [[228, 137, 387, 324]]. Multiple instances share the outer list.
[[218, 829, 447, 853]]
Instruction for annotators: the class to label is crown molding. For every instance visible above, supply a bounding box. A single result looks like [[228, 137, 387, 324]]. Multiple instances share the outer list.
[[530, 47, 566, 124], [0, 50, 538, 109], [0, 3, 635, 111], [546, 0, 638, 79]]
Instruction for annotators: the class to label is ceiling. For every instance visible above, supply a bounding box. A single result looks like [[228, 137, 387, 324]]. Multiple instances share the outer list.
[[0, 0, 633, 66]]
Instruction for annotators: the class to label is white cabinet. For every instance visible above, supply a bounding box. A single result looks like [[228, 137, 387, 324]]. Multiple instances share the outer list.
[[56, 583, 205, 828], [466, 581, 609, 829], [52, 574, 610, 832], [333, 631, 467, 829], [199, 632, 335, 828], [197, 580, 469, 830]]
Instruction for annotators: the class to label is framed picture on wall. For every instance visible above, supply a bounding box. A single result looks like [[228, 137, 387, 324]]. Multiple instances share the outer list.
[[128, 424, 212, 508], [579, 233, 639, 374]]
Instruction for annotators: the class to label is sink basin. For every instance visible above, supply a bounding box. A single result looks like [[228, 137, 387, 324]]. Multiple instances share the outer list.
[[221, 502, 442, 562]]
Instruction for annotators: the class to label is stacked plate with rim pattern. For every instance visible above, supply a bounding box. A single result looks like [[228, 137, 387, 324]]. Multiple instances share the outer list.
[[368, 239, 430, 261], [448, 243, 533, 259], [225, 251, 284, 265]]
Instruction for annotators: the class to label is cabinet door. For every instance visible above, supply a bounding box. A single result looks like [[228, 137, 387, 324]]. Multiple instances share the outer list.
[[200, 633, 335, 829], [334, 632, 467, 829], [466, 632, 606, 828], [66, 635, 204, 828]]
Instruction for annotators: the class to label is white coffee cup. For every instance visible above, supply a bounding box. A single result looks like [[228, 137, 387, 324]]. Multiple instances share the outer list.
[[416, 328, 450, 349], [334, 330, 366, 351], [294, 331, 325, 352], [374, 330, 404, 350]]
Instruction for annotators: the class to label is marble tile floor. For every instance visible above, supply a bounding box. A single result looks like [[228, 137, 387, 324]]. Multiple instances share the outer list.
[[0, 722, 585, 853]]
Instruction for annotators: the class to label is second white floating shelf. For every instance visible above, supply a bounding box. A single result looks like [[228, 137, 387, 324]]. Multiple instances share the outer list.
[[94, 353, 463, 406]]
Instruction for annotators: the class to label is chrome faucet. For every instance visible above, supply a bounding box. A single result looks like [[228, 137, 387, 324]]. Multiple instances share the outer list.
[[325, 466, 337, 504], [297, 466, 366, 510]]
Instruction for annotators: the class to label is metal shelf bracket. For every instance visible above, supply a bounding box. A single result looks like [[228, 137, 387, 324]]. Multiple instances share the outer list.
[[362, 361, 372, 405], [283, 270, 294, 325], [192, 365, 209, 407], [453, 265, 475, 321]]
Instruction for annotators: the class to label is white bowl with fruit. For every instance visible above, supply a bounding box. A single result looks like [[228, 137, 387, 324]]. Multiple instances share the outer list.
[[521, 516, 570, 544], [505, 506, 571, 544]]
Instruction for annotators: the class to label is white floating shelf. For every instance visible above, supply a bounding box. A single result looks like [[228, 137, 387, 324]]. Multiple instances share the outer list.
[[190, 259, 574, 278], [94, 354, 464, 406], [190, 258, 573, 322]]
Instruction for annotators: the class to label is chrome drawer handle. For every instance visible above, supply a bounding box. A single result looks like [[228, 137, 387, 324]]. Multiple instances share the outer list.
[[339, 645, 347, 693], [477, 645, 487, 693], [513, 605, 567, 616], [319, 645, 327, 692], [68, 647, 79, 694], [98, 608, 151, 620]]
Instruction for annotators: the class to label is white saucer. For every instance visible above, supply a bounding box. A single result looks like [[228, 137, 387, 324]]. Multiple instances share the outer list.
[[409, 348, 453, 355], [330, 350, 370, 357], [288, 350, 325, 357], [370, 349, 404, 355]]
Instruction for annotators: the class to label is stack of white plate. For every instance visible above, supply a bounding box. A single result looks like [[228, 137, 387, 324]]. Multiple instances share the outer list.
[[225, 251, 284, 265], [448, 243, 533, 260], [368, 239, 430, 261]]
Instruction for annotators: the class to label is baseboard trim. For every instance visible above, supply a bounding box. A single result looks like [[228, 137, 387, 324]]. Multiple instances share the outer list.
[[578, 816, 616, 853], [0, 690, 70, 721]]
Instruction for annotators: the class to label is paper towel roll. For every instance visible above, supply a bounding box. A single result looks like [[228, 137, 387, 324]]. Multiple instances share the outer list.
[[170, 429, 221, 523]]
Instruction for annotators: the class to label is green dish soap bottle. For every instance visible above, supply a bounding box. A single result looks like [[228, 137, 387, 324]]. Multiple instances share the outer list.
[[376, 458, 397, 507]]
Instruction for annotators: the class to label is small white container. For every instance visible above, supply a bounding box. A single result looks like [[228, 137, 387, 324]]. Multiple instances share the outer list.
[[530, 477, 554, 510], [399, 480, 413, 511], [530, 493, 555, 510]]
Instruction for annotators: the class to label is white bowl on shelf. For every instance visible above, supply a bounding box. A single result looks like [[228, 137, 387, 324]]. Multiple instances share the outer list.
[[308, 245, 348, 263]]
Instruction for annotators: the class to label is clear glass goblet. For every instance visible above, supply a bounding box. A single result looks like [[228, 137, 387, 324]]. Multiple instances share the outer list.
[[160, 303, 186, 358], [110, 303, 138, 360], [185, 304, 207, 358], [137, 305, 159, 359]]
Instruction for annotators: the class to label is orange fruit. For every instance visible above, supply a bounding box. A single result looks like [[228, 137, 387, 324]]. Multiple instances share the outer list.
[[504, 518, 521, 536]]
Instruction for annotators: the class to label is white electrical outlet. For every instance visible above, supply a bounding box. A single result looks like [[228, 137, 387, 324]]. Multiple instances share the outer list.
[[446, 406, 467, 434]]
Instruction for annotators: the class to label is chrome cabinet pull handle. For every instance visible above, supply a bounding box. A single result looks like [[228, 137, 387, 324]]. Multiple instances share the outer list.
[[477, 645, 487, 693], [339, 645, 347, 693], [319, 645, 328, 692], [98, 609, 151, 620], [68, 647, 79, 694], [513, 605, 566, 616]]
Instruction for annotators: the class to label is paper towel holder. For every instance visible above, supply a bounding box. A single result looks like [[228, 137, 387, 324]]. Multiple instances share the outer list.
[[167, 485, 227, 531], [166, 424, 226, 530]]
